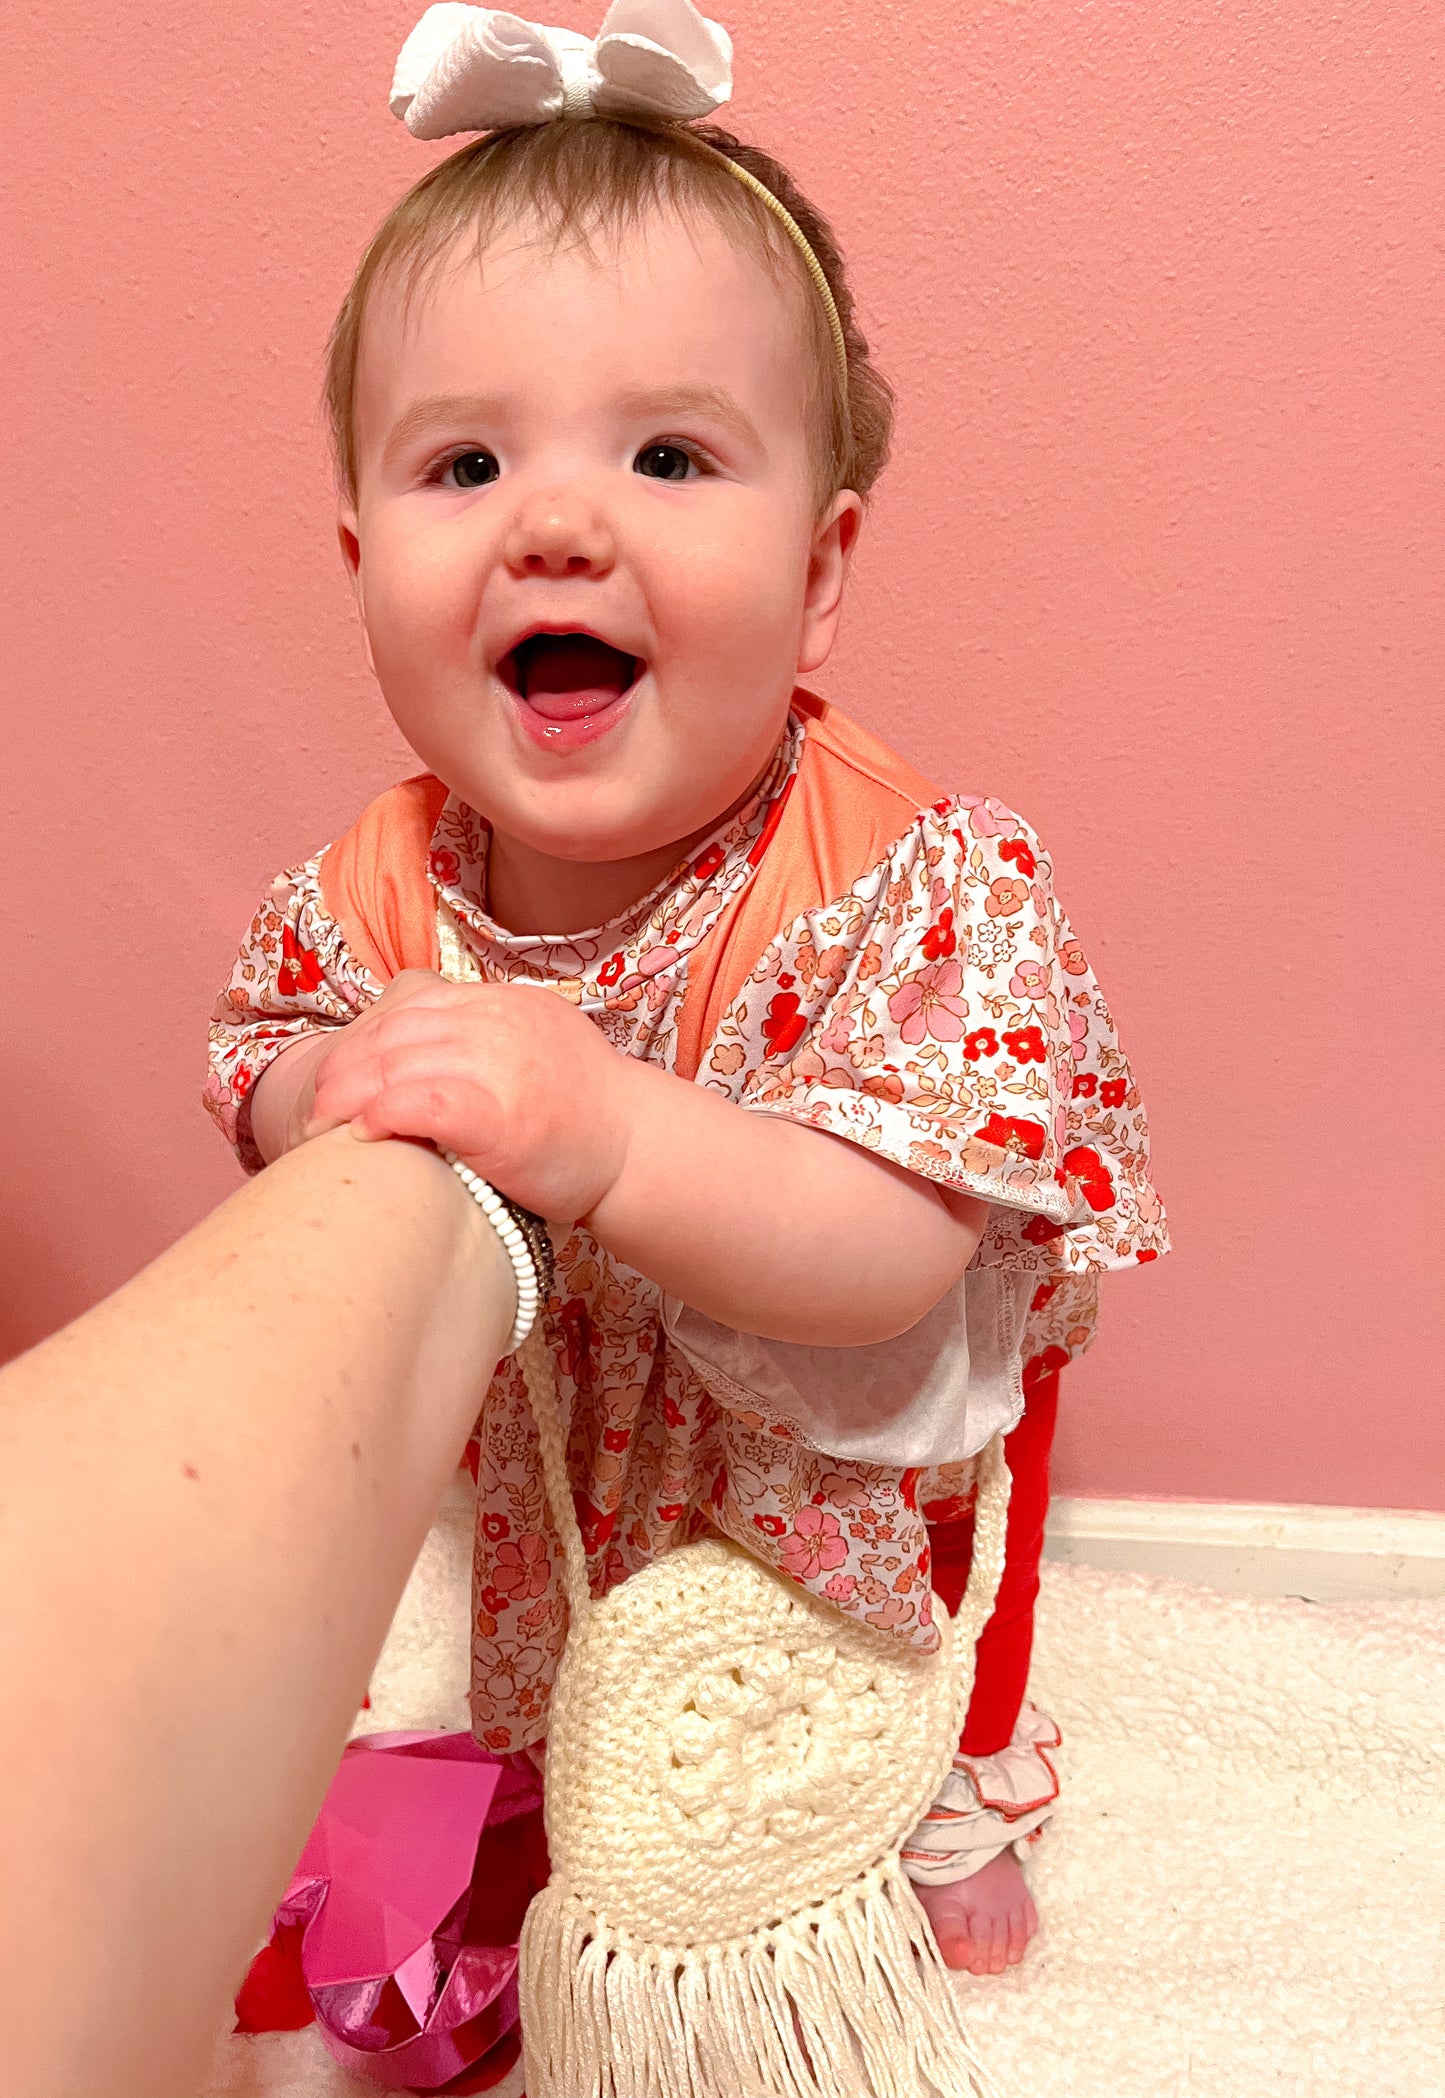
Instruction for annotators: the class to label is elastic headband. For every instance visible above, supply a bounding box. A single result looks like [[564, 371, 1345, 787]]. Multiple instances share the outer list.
[[390, 0, 851, 406]]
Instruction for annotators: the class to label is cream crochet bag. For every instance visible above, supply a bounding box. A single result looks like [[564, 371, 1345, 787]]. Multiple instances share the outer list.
[[512, 1331, 1010, 2098], [439, 909, 1011, 2096]]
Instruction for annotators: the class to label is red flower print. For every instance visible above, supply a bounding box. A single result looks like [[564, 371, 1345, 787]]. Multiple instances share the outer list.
[[1030, 1281, 1059, 1312], [602, 1426, 630, 1453], [692, 842, 726, 883], [975, 1111, 1047, 1161], [780, 1505, 848, 1580], [920, 908, 957, 961], [985, 877, 1030, 920], [1137, 1248, 1160, 1263], [597, 952, 626, 987], [777, 972, 795, 990], [479, 1585, 509, 1617], [1023, 1214, 1067, 1245], [663, 1395, 686, 1429], [1002, 1026, 1046, 1065], [481, 1512, 510, 1542], [657, 1503, 684, 1524], [429, 847, 461, 886], [999, 838, 1037, 879], [232, 1064, 256, 1099], [711, 1465, 728, 1508], [963, 1027, 999, 1060], [1100, 1079, 1128, 1109], [1072, 1072, 1097, 1099], [888, 959, 967, 1045], [492, 1533, 548, 1601], [762, 991, 807, 1057], [753, 1513, 787, 1538], [276, 927, 322, 999], [573, 1494, 617, 1556], [1063, 1145, 1116, 1212], [900, 1467, 921, 1513], [922, 1494, 974, 1525], [1024, 1345, 1070, 1389], [559, 1298, 594, 1385]]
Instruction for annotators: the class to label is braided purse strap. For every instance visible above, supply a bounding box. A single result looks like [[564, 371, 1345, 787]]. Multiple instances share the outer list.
[[438, 899, 1011, 1670]]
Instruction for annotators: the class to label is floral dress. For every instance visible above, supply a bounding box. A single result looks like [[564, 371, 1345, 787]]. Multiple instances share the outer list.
[[206, 706, 1166, 1768]]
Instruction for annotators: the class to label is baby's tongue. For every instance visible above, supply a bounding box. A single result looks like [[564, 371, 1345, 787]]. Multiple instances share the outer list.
[[519, 635, 633, 720]]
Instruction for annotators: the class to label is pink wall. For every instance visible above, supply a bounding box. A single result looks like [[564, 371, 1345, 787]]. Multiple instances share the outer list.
[[4, 3, 1441, 1508]]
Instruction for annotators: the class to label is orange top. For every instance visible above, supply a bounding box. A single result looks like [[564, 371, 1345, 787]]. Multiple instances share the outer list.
[[317, 693, 940, 1082]]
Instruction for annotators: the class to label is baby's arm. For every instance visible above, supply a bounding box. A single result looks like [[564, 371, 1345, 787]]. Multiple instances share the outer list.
[[589, 1055, 983, 1345], [298, 972, 983, 1346]]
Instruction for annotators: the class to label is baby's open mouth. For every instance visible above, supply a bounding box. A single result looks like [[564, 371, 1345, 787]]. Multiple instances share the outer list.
[[502, 632, 642, 721]]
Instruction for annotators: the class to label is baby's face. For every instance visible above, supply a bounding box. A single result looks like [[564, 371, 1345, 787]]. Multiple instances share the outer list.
[[343, 205, 860, 872]]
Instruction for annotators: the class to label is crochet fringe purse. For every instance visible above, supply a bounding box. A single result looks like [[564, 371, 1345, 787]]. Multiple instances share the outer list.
[[511, 1325, 1012, 2098]]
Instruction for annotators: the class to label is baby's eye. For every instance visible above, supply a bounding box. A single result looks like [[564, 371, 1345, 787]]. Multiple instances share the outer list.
[[442, 449, 500, 489], [634, 443, 699, 482]]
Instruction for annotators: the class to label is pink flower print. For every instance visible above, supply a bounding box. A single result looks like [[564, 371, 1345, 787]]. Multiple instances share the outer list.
[[985, 877, 1030, 920], [708, 1040, 747, 1076], [1060, 939, 1089, 977], [1069, 1007, 1089, 1061], [637, 944, 677, 979], [818, 1469, 874, 1508], [779, 1505, 848, 1581], [1009, 958, 1051, 1001], [491, 1533, 549, 1601], [819, 1008, 854, 1058], [473, 1641, 544, 1702], [888, 959, 967, 1045], [815, 944, 850, 984], [961, 796, 1018, 842], [866, 1596, 914, 1631], [824, 1573, 857, 1603]]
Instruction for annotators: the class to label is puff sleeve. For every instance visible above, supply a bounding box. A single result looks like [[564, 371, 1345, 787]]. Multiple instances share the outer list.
[[710, 795, 1168, 1275], [203, 856, 380, 1173]]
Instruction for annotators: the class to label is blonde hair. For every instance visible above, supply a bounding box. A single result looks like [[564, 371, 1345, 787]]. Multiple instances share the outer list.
[[325, 120, 893, 510]]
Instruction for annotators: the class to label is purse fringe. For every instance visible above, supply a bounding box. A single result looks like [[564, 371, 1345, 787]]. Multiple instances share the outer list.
[[520, 1853, 1004, 2098]]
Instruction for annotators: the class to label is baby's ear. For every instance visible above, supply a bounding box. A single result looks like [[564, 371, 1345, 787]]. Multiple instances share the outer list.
[[336, 512, 377, 677], [337, 511, 362, 585], [798, 491, 864, 675]]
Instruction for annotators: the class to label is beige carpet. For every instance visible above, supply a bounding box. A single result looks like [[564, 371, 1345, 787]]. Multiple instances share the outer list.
[[207, 1476, 1445, 2098]]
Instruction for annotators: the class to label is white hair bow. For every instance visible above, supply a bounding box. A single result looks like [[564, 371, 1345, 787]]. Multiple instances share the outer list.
[[390, 0, 733, 139]]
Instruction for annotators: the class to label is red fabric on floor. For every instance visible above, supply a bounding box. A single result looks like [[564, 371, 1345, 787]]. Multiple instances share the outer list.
[[925, 1365, 1061, 1757]]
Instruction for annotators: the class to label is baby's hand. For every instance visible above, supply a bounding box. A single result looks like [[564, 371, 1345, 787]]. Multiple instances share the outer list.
[[302, 970, 631, 1223]]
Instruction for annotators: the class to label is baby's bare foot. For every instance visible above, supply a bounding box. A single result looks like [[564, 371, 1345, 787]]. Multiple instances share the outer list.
[[913, 1850, 1038, 1975]]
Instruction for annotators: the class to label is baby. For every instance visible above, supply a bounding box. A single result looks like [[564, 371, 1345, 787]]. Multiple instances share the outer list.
[[207, 5, 1166, 1986]]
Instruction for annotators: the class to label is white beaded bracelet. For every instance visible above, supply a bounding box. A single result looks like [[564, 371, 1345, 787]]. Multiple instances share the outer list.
[[439, 1148, 551, 1353]]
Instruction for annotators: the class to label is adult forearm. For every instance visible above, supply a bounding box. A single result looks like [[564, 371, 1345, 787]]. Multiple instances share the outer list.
[[586, 1058, 981, 1345], [0, 1131, 513, 2098]]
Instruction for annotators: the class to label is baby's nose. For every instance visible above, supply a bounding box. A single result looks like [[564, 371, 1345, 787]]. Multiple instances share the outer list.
[[504, 491, 615, 579]]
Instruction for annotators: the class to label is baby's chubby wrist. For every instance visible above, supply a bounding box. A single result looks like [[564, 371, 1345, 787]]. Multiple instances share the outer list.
[[249, 1030, 334, 1166], [290, 972, 635, 1227]]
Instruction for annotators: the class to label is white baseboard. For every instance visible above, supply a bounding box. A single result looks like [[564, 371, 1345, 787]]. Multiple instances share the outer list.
[[1043, 1496, 1445, 1601]]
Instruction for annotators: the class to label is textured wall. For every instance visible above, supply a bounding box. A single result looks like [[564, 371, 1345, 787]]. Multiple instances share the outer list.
[[3, 2, 1441, 1507]]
